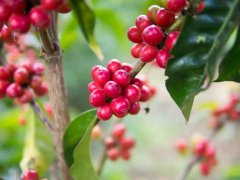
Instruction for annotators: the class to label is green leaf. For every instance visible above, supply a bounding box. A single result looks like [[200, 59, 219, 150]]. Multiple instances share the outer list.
[[63, 109, 97, 167], [165, 0, 240, 121], [20, 109, 54, 176], [216, 27, 240, 82], [70, 0, 104, 60]]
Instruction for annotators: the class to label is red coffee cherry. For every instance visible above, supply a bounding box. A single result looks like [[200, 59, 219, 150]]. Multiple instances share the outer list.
[[6, 83, 23, 98], [107, 148, 119, 161], [14, 67, 29, 85], [135, 15, 151, 32], [111, 96, 130, 118], [147, 5, 161, 23], [8, 14, 30, 33], [93, 67, 111, 87], [32, 62, 45, 74], [104, 137, 115, 149], [89, 89, 106, 107], [18, 89, 33, 104], [29, 5, 51, 29], [0, 2, 11, 22], [30, 75, 43, 90], [140, 85, 152, 102], [19, 60, 34, 73], [88, 81, 99, 93], [124, 84, 141, 103], [91, 65, 103, 79], [194, 139, 208, 156], [112, 123, 126, 140], [155, 9, 175, 28], [199, 162, 210, 176], [112, 70, 131, 87], [97, 103, 113, 121], [131, 78, 143, 89], [127, 26, 142, 43], [6, 64, 17, 74], [34, 82, 48, 96], [0, 80, 10, 98], [0, 66, 10, 80], [121, 63, 133, 73], [175, 139, 187, 154], [204, 146, 216, 159], [129, 101, 140, 115], [0, 25, 14, 43], [104, 81, 122, 99], [120, 137, 135, 150], [167, 0, 187, 13], [142, 25, 164, 46], [107, 59, 121, 73], [4, 0, 26, 13], [121, 150, 131, 160], [131, 43, 145, 58], [55, 0, 72, 13], [165, 31, 179, 51], [22, 169, 39, 180], [41, 0, 63, 10], [156, 48, 170, 68], [197, 1, 205, 13], [139, 45, 158, 62]]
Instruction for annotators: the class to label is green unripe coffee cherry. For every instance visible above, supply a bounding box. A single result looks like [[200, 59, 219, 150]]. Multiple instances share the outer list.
[[147, 5, 161, 23], [158, 0, 167, 7]]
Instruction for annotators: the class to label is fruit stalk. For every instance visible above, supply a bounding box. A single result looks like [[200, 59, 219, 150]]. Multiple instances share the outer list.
[[38, 13, 71, 180]]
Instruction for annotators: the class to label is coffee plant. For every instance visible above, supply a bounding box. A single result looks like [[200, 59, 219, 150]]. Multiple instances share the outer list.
[[0, 0, 239, 179]]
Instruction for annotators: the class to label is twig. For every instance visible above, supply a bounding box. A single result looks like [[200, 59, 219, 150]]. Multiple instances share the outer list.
[[29, 100, 54, 131], [129, 61, 146, 79], [96, 146, 107, 175]]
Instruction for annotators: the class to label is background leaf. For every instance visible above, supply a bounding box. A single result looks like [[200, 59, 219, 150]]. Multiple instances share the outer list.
[[70, 0, 104, 60], [20, 109, 54, 176], [63, 109, 97, 167], [165, 0, 240, 121]]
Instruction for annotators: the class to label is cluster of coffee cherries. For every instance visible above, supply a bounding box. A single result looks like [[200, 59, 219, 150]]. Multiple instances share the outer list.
[[209, 94, 240, 129], [0, 60, 48, 104], [128, 0, 204, 68], [89, 59, 155, 121], [22, 169, 39, 180], [175, 136, 217, 176], [0, 0, 71, 43], [104, 124, 135, 161]]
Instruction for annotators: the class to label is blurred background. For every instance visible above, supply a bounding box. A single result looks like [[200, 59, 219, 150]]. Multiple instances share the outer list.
[[0, 0, 240, 179]]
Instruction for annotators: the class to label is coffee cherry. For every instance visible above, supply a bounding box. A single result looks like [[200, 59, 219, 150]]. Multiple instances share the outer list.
[[91, 65, 103, 79], [204, 146, 216, 159], [97, 103, 113, 121], [197, 1, 205, 13], [91, 124, 103, 140], [41, 0, 63, 10], [4, 0, 26, 13], [19, 60, 34, 73], [147, 5, 161, 23], [156, 48, 170, 68], [124, 84, 141, 103], [167, 0, 187, 13], [34, 82, 48, 96], [120, 137, 135, 150], [29, 5, 51, 29], [135, 15, 151, 32], [0, 25, 14, 43], [55, 0, 72, 13], [139, 45, 158, 62], [44, 102, 53, 117], [199, 162, 210, 176], [30, 75, 43, 90], [140, 85, 152, 102], [194, 140, 208, 156], [104, 137, 115, 149], [88, 81, 99, 93], [8, 14, 30, 33], [112, 123, 126, 140], [6, 64, 17, 74], [131, 78, 143, 89], [104, 81, 121, 99], [111, 96, 130, 118], [165, 31, 179, 51], [18, 89, 33, 104], [112, 70, 131, 87], [0, 80, 10, 98], [175, 139, 187, 154], [93, 67, 111, 87], [6, 83, 23, 98], [107, 148, 119, 161], [0, 2, 11, 22], [89, 89, 106, 107], [0, 66, 10, 80], [155, 9, 175, 28], [142, 25, 164, 46], [32, 62, 45, 74], [18, 115, 26, 126], [127, 26, 142, 43], [107, 59, 121, 73], [158, 0, 167, 7], [121, 150, 131, 160], [131, 43, 145, 58], [121, 63, 133, 73], [129, 101, 140, 115], [22, 169, 39, 180], [14, 67, 29, 85]]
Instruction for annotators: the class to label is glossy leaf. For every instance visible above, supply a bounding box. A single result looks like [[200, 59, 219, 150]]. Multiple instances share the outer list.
[[165, 0, 240, 121], [216, 27, 240, 82], [70, 0, 104, 60], [20, 109, 54, 176], [63, 109, 97, 167]]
